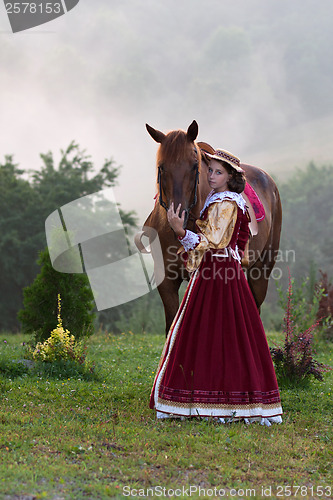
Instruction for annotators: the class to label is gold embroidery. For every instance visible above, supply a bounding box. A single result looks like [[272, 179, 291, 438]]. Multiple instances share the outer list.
[[185, 201, 238, 273], [158, 397, 281, 411]]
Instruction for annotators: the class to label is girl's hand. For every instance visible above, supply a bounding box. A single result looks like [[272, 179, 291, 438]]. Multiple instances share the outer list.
[[167, 203, 186, 238]]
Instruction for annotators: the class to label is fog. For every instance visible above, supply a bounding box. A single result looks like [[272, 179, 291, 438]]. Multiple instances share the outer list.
[[1, 0, 333, 223]]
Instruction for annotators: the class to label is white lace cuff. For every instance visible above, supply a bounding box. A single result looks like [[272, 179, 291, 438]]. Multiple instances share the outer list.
[[179, 230, 200, 251]]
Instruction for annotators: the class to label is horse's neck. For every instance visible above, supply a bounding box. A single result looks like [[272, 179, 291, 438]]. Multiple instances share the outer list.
[[194, 173, 211, 217]]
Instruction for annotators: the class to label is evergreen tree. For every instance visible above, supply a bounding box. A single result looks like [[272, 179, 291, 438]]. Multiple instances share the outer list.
[[18, 248, 95, 344], [279, 162, 333, 282], [0, 156, 37, 331], [0, 142, 136, 331]]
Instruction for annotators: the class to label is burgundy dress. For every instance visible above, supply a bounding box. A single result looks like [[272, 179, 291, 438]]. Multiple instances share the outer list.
[[150, 191, 282, 424]]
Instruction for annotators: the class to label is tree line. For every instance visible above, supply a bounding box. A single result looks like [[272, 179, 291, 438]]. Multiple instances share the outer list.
[[0, 142, 136, 332], [1, 144, 332, 333]]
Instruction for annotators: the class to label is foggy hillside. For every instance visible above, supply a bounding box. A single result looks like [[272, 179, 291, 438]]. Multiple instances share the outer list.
[[1, 0, 333, 221]]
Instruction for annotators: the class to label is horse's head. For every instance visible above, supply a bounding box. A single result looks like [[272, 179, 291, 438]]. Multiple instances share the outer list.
[[146, 120, 203, 228]]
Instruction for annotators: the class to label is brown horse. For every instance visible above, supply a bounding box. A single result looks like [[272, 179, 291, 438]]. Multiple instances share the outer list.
[[136, 121, 282, 334]]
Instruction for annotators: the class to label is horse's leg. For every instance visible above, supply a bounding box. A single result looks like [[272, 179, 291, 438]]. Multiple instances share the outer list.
[[247, 257, 271, 311], [158, 276, 183, 336]]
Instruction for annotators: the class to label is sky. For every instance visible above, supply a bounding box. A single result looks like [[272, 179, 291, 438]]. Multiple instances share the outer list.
[[1, 1, 333, 224]]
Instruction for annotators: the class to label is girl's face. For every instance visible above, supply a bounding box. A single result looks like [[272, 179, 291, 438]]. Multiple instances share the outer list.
[[207, 159, 231, 192]]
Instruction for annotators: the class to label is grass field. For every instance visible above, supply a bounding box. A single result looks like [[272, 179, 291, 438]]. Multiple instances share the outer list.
[[0, 330, 332, 499]]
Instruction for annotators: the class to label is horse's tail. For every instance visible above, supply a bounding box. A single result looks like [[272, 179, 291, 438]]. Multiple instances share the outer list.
[[270, 181, 282, 262]]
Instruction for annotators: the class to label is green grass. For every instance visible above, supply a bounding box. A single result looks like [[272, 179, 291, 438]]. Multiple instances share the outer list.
[[0, 331, 332, 499]]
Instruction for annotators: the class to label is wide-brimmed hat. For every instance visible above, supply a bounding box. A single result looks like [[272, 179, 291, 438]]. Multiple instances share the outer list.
[[205, 148, 244, 173]]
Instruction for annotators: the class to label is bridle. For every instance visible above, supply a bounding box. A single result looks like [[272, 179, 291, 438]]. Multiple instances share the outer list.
[[157, 160, 200, 224]]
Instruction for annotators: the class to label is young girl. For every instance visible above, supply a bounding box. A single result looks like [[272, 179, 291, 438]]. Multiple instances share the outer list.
[[149, 148, 282, 426]]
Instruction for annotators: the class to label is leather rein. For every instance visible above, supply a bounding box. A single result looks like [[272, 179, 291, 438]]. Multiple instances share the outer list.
[[157, 162, 200, 220]]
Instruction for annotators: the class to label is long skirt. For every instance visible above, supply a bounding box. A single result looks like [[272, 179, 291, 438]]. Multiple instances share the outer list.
[[150, 250, 283, 424]]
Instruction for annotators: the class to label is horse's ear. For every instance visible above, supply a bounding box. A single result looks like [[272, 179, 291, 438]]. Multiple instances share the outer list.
[[186, 120, 199, 142], [146, 124, 166, 144]]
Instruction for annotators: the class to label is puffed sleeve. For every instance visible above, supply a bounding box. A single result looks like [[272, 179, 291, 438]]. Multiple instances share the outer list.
[[179, 200, 238, 272]]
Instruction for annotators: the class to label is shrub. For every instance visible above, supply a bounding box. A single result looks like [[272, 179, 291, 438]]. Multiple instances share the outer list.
[[18, 248, 95, 344], [270, 271, 331, 385], [30, 295, 94, 374]]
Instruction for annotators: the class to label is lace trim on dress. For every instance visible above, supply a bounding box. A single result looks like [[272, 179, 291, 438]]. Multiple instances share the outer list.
[[214, 416, 282, 426], [156, 412, 282, 426], [179, 230, 200, 252], [200, 190, 246, 217]]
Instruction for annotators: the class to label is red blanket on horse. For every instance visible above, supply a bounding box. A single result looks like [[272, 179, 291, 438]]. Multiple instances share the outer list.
[[244, 183, 265, 221]]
